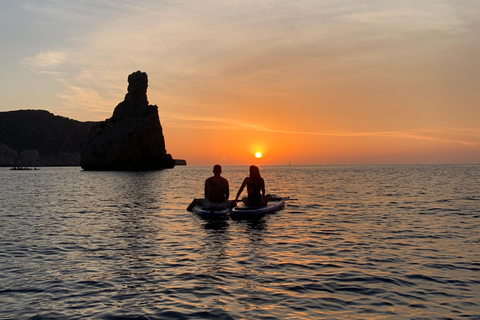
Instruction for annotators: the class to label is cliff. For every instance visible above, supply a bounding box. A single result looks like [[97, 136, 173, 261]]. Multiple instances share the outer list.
[[0, 110, 97, 166], [80, 71, 175, 171]]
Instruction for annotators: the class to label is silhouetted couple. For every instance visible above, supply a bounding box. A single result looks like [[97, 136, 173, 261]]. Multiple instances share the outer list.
[[187, 165, 271, 211]]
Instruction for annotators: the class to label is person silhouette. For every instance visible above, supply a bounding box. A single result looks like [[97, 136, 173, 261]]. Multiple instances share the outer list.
[[234, 165, 272, 207], [187, 165, 234, 211]]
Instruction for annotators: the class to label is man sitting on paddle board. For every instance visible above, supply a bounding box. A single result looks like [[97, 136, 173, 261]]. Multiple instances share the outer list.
[[187, 165, 234, 211]]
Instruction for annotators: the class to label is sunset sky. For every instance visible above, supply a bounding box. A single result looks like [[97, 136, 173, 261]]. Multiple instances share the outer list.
[[1, 1, 479, 165]]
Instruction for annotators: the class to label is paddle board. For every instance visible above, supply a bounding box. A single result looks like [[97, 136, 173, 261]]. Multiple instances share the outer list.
[[192, 205, 230, 220], [230, 200, 285, 219]]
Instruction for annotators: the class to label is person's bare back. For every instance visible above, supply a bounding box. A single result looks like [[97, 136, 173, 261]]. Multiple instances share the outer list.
[[205, 175, 229, 203], [187, 164, 233, 211]]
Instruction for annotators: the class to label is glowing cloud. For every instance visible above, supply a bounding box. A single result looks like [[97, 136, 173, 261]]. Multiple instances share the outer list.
[[22, 51, 67, 71]]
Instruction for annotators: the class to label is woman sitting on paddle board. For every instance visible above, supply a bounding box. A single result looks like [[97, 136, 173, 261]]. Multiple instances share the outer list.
[[235, 165, 272, 207]]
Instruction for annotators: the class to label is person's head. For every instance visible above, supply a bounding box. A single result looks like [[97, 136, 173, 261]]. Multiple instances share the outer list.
[[249, 165, 261, 179], [213, 164, 222, 175]]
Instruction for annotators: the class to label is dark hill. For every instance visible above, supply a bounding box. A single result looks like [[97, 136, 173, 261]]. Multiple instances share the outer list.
[[0, 110, 98, 166]]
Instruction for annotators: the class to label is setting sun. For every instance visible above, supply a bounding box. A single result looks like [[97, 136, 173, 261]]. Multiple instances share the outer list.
[[255, 152, 262, 158]]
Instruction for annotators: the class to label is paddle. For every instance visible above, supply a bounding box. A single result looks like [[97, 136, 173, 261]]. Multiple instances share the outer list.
[[273, 196, 298, 201]]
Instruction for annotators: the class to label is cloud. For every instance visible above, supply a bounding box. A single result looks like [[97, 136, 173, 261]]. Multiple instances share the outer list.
[[21, 50, 67, 72], [163, 112, 479, 146], [57, 78, 120, 119], [11, 0, 480, 140], [344, 4, 465, 34]]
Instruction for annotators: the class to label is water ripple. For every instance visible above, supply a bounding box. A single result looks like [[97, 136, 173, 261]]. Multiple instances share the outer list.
[[0, 165, 479, 319]]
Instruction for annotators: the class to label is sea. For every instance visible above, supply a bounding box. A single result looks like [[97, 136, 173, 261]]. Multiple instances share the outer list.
[[0, 165, 479, 320]]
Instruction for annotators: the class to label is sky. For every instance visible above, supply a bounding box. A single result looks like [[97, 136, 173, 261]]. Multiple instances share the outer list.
[[1, 0, 479, 165]]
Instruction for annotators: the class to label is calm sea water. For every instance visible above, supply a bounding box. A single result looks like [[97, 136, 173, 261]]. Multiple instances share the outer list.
[[0, 165, 479, 319]]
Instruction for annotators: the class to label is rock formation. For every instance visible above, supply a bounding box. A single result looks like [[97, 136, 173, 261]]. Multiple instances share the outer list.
[[0, 109, 95, 167], [0, 143, 17, 166], [18, 149, 40, 167], [80, 71, 175, 171]]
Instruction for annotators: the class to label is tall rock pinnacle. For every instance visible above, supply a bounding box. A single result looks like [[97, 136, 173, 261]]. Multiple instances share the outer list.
[[80, 71, 175, 171]]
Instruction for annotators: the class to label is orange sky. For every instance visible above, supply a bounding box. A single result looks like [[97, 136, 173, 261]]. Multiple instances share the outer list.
[[1, 1, 479, 165]]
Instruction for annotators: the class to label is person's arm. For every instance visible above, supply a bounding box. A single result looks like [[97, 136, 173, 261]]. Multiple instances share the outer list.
[[225, 180, 230, 200], [204, 179, 209, 198], [261, 179, 265, 196], [235, 179, 247, 201]]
